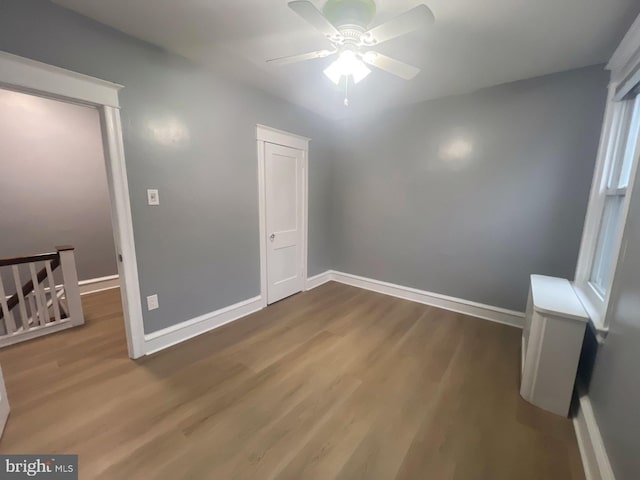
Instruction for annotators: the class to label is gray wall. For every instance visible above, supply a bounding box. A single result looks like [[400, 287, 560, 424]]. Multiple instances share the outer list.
[[331, 66, 609, 312], [0, 88, 117, 282], [581, 150, 640, 480], [0, 0, 334, 333]]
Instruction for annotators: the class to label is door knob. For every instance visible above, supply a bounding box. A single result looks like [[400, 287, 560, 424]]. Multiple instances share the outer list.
[[270, 233, 275, 241]]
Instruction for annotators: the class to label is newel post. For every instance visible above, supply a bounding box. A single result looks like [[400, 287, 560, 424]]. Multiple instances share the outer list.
[[56, 246, 84, 327]]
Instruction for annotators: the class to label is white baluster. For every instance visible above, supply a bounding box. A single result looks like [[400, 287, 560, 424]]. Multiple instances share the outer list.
[[29, 263, 48, 327], [26, 291, 36, 327], [45, 261, 62, 324], [11, 266, 29, 330], [0, 275, 16, 334], [57, 247, 84, 327]]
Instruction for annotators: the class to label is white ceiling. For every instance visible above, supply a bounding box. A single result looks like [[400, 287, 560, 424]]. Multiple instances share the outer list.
[[52, 0, 639, 119]]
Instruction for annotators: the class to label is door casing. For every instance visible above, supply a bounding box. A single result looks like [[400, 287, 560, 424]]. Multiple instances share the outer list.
[[0, 52, 146, 358], [256, 124, 309, 308], [0, 364, 9, 438]]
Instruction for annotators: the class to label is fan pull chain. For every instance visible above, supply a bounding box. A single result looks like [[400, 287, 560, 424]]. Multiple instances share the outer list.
[[344, 76, 349, 107]]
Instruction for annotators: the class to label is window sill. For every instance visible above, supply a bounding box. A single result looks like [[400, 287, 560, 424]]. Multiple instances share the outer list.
[[572, 283, 609, 344]]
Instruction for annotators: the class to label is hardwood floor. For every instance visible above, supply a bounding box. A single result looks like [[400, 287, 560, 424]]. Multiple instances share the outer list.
[[0, 282, 585, 479]]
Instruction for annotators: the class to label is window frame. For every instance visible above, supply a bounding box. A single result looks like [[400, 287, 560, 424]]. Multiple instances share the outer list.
[[575, 87, 640, 333]]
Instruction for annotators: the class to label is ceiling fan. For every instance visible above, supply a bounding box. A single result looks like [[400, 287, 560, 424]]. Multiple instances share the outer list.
[[267, 0, 434, 94]]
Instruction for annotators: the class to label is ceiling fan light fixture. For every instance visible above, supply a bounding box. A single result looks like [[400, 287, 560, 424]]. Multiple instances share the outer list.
[[362, 51, 378, 64], [323, 50, 371, 84], [351, 59, 371, 84], [323, 62, 342, 84]]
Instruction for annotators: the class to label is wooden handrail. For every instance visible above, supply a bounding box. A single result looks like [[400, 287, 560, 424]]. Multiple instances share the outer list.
[[0, 256, 61, 320], [0, 252, 59, 268]]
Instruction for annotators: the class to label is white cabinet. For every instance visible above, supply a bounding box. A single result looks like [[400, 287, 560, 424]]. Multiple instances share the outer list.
[[520, 275, 588, 417]]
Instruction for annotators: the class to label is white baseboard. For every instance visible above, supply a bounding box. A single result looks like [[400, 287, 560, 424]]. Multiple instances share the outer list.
[[143, 295, 263, 355], [10, 275, 121, 299], [573, 393, 616, 480], [306, 270, 524, 328], [305, 271, 333, 290], [143, 269, 524, 356], [79, 274, 120, 295]]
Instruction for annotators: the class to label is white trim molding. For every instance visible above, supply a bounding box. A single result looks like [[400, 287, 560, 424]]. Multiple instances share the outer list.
[[306, 270, 525, 328], [256, 124, 310, 151], [101, 106, 146, 358], [0, 52, 146, 359], [141, 265, 526, 355], [608, 14, 640, 98], [79, 275, 120, 295], [32, 275, 121, 297], [305, 271, 333, 290], [573, 393, 616, 480], [144, 296, 263, 355], [0, 51, 122, 107], [574, 12, 640, 335]]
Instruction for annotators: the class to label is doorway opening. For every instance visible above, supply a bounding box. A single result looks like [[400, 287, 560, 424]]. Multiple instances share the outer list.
[[0, 52, 145, 359], [0, 86, 124, 344]]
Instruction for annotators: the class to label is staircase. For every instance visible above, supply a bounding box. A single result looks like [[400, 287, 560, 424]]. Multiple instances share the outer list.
[[0, 246, 84, 347]]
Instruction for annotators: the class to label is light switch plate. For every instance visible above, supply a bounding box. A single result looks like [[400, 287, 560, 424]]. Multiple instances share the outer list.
[[146, 294, 159, 311], [147, 189, 159, 206]]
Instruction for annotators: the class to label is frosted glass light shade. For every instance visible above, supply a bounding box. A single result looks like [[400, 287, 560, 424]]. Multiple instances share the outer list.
[[323, 50, 371, 84]]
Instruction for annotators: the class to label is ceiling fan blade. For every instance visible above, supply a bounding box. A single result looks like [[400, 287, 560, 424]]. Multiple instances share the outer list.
[[362, 52, 420, 80], [288, 1, 343, 41], [266, 49, 335, 65], [361, 4, 434, 46]]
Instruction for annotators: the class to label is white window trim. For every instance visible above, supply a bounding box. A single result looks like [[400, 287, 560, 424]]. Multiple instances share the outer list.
[[574, 14, 640, 337]]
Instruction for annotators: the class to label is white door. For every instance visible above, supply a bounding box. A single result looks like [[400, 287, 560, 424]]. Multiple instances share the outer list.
[[0, 364, 9, 438], [265, 142, 305, 304]]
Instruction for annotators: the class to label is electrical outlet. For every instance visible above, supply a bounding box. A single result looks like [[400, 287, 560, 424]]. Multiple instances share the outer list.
[[147, 189, 159, 206], [146, 294, 159, 311]]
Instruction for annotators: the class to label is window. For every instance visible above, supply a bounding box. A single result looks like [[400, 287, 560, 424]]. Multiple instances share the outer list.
[[575, 93, 640, 330], [589, 99, 640, 295]]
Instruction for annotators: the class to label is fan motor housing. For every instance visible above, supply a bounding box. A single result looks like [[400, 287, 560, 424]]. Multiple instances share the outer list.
[[323, 0, 377, 28]]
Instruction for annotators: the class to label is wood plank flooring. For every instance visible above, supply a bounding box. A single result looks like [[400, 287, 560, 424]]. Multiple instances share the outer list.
[[0, 282, 585, 479]]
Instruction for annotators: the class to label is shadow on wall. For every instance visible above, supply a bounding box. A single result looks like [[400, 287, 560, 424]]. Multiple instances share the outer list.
[[576, 326, 600, 390]]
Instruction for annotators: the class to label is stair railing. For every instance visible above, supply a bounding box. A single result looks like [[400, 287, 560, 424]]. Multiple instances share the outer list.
[[0, 246, 84, 347]]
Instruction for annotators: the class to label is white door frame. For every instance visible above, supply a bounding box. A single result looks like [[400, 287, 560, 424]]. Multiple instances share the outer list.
[[0, 51, 146, 358], [0, 364, 9, 438], [256, 124, 310, 307]]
